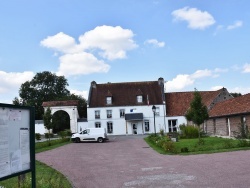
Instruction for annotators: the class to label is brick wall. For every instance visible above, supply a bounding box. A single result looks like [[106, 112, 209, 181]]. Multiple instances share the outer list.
[[207, 114, 250, 137]]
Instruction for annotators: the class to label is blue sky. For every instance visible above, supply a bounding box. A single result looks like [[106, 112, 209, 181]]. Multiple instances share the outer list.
[[1, 0, 250, 104]]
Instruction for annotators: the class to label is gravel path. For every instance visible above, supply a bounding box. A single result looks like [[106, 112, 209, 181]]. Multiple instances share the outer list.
[[36, 135, 250, 188]]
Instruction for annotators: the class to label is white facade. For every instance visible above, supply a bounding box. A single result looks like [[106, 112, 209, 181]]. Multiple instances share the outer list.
[[87, 104, 167, 135]]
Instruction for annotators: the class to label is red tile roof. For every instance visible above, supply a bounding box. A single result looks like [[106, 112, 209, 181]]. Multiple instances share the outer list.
[[88, 81, 163, 107], [209, 93, 250, 117], [42, 100, 79, 107], [165, 89, 225, 116]]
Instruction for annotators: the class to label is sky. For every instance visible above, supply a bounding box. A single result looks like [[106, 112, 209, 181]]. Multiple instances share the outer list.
[[1, 0, 250, 104]]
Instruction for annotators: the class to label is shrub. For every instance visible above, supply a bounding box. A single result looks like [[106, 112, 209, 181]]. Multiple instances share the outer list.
[[162, 141, 177, 153], [45, 133, 54, 139], [35, 133, 41, 140], [181, 147, 189, 153], [159, 129, 165, 137], [58, 131, 67, 138], [233, 122, 249, 139], [180, 125, 199, 139], [223, 139, 235, 149], [237, 139, 250, 147]]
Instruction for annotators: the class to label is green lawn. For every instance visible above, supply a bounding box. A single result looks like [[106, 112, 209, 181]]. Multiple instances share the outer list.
[[145, 136, 250, 155], [0, 138, 72, 188]]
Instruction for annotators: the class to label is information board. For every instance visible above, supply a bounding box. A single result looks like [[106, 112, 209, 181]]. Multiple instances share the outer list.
[[0, 103, 35, 185]]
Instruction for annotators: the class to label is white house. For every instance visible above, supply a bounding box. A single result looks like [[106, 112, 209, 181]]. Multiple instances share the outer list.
[[87, 78, 167, 135]]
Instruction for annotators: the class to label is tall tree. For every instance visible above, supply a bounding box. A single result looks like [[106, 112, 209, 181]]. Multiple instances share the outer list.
[[57, 94, 87, 118], [43, 107, 54, 145], [230, 92, 242, 98], [15, 71, 70, 119], [185, 89, 209, 141]]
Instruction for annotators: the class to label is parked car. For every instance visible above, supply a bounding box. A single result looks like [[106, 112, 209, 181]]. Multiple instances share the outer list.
[[71, 128, 109, 143]]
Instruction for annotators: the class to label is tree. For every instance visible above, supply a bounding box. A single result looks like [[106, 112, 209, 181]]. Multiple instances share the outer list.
[[230, 92, 242, 98], [185, 89, 209, 142], [57, 94, 87, 118], [15, 71, 70, 119], [43, 107, 54, 145]]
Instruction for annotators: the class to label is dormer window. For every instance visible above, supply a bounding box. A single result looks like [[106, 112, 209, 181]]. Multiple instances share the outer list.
[[106, 96, 112, 105], [137, 95, 143, 103]]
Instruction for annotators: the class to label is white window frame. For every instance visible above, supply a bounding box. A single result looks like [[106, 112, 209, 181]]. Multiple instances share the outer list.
[[137, 95, 143, 103], [107, 110, 112, 118], [120, 109, 125, 118], [107, 122, 113, 133], [95, 110, 100, 119], [95, 122, 101, 128], [144, 121, 150, 132], [106, 96, 112, 105], [168, 119, 177, 132]]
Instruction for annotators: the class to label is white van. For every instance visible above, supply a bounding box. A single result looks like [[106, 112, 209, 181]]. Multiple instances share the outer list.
[[71, 128, 109, 143]]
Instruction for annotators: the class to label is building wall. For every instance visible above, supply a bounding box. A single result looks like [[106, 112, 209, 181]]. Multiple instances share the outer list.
[[87, 104, 167, 135], [206, 114, 250, 137]]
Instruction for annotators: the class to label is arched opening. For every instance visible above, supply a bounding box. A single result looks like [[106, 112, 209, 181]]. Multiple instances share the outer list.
[[52, 110, 70, 133]]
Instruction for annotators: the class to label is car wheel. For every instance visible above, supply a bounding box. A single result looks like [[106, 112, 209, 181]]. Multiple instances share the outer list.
[[97, 137, 103, 143], [75, 137, 80, 143]]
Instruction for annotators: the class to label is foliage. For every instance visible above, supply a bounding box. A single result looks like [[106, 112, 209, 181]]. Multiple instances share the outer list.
[[35, 138, 70, 153], [44, 133, 54, 139], [159, 129, 165, 136], [13, 71, 70, 119], [145, 136, 250, 155], [56, 94, 87, 119], [185, 89, 209, 141], [52, 110, 70, 133], [179, 125, 199, 138], [230, 92, 242, 98], [35, 133, 41, 140], [43, 107, 54, 145], [233, 122, 249, 139], [58, 130, 71, 138], [0, 161, 72, 188]]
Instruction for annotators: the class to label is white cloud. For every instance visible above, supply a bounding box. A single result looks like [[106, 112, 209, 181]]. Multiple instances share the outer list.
[[211, 86, 224, 91], [144, 39, 165, 48], [165, 74, 194, 91], [58, 52, 110, 76], [172, 7, 215, 30], [229, 87, 250, 95], [70, 89, 88, 99], [41, 32, 79, 54], [0, 71, 35, 103], [41, 25, 137, 76], [242, 63, 250, 73], [165, 69, 223, 92], [227, 20, 243, 30], [79, 25, 138, 60]]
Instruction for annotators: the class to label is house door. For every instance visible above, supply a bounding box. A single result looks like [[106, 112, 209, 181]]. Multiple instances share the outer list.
[[132, 123, 137, 134]]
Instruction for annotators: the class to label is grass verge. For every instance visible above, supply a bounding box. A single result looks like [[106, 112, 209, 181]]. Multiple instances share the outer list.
[[144, 135, 250, 155], [0, 138, 73, 188]]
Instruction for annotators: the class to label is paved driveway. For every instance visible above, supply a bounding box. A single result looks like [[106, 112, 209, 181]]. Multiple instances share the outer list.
[[36, 135, 250, 188]]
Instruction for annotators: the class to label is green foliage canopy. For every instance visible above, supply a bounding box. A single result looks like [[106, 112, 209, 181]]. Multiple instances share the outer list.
[[185, 90, 209, 126]]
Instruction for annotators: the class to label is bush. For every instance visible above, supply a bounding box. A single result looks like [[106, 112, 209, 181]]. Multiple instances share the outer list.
[[159, 129, 165, 137], [58, 131, 67, 138], [237, 139, 250, 147], [162, 141, 177, 153], [181, 147, 189, 153], [180, 125, 199, 139], [45, 133, 54, 139], [35, 133, 41, 140]]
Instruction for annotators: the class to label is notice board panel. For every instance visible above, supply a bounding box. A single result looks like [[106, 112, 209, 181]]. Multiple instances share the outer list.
[[0, 103, 35, 182]]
